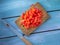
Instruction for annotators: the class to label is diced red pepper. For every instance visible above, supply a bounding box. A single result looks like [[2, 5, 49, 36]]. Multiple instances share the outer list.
[[21, 7, 43, 29]]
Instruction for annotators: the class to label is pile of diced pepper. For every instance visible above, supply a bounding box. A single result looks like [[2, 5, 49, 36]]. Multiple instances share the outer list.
[[21, 7, 43, 29]]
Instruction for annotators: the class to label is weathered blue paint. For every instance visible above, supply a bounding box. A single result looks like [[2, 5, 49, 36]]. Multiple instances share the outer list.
[[0, 0, 60, 45]]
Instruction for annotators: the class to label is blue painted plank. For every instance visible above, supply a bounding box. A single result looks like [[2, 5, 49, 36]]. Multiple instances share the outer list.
[[0, 0, 33, 18], [0, 18, 23, 38], [0, 0, 60, 18], [0, 20, 16, 38], [24, 30, 60, 45], [0, 30, 60, 45], [39, 0, 60, 11], [0, 37, 25, 45]]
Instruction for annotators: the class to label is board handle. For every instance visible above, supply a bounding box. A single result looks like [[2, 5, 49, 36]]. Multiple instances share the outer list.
[[21, 37, 32, 45]]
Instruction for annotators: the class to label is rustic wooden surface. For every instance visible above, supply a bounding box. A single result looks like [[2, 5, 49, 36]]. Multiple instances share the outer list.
[[0, 0, 60, 45]]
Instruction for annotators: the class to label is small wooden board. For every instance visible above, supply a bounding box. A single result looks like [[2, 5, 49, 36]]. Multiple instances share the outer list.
[[15, 2, 49, 36]]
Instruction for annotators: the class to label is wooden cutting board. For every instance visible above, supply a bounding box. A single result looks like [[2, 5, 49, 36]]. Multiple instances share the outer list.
[[15, 2, 49, 36]]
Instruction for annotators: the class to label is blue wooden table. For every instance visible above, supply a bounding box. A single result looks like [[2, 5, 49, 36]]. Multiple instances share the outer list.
[[0, 0, 60, 45]]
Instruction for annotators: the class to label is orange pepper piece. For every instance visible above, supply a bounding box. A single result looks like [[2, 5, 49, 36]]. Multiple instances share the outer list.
[[21, 7, 43, 29]]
